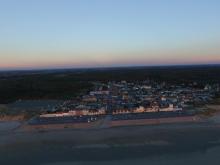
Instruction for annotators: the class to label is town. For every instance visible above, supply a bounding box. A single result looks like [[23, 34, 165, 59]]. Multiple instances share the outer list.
[[32, 80, 220, 125]]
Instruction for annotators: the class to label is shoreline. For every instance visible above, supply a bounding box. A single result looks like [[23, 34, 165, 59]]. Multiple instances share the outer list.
[[0, 113, 220, 165], [1, 103, 219, 134], [109, 115, 200, 127], [1, 120, 220, 148], [1, 102, 220, 133], [18, 114, 202, 132]]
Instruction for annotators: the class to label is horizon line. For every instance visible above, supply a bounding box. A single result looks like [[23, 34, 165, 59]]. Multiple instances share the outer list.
[[1, 63, 220, 73]]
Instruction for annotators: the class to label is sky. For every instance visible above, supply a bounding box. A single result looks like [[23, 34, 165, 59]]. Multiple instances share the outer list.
[[0, 0, 220, 70]]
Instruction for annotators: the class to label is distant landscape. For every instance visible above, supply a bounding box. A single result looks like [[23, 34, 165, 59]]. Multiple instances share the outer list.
[[1, 65, 220, 104]]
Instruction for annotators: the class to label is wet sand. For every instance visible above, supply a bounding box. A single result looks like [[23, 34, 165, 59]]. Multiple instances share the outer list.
[[41, 146, 220, 165], [0, 119, 219, 147], [0, 121, 21, 132]]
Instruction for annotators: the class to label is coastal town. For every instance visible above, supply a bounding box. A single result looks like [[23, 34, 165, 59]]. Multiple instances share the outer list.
[[31, 80, 220, 125]]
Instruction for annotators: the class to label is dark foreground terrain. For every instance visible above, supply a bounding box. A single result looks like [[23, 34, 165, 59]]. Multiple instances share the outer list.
[[1, 121, 220, 165], [0, 65, 220, 104], [1, 65, 220, 165]]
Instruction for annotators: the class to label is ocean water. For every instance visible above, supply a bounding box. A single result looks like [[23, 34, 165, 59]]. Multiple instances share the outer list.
[[1, 124, 220, 165], [1, 142, 220, 165], [43, 146, 220, 165]]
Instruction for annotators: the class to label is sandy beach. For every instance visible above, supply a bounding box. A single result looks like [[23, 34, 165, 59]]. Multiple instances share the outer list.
[[109, 115, 200, 127], [14, 113, 202, 133], [0, 114, 218, 147]]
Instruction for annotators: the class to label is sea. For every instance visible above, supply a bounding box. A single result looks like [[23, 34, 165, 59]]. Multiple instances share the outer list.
[[1, 122, 220, 165], [1, 142, 220, 165]]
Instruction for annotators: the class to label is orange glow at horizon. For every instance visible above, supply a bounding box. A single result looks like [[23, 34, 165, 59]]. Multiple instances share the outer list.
[[1, 39, 220, 70]]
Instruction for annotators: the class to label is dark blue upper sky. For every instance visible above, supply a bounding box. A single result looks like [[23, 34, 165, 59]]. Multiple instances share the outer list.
[[0, 0, 220, 70]]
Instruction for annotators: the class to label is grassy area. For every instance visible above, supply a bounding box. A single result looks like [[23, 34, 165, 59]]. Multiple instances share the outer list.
[[0, 105, 10, 116], [197, 102, 220, 117], [200, 108, 217, 117], [0, 105, 43, 121], [212, 98, 220, 104]]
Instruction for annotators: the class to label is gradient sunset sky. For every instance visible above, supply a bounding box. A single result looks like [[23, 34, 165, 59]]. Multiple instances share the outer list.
[[0, 0, 220, 70]]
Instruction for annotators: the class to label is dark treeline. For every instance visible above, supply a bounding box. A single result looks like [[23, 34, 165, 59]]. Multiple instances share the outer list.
[[0, 74, 93, 103], [69, 65, 220, 83], [0, 65, 220, 103]]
